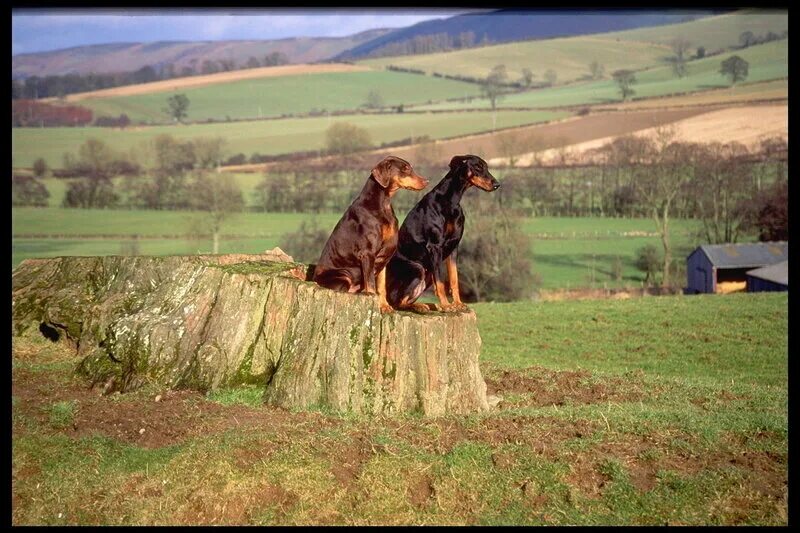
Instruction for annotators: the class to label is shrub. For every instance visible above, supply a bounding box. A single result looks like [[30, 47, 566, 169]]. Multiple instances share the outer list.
[[325, 122, 372, 156], [12, 175, 50, 207], [456, 198, 539, 302], [32, 157, 48, 178], [634, 245, 661, 286], [278, 219, 330, 264]]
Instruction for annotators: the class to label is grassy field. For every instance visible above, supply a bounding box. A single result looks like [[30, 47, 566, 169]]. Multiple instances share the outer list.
[[359, 11, 786, 83], [12, 207, 704, 290], [11, 292, 787, 525], [606, 10, 787, 52], [594, 78, 787, 110], [413, 39, 787, 111], [360, 36, 670, 85], [12, 109, 568, 170], [78, 70, 485, 123]]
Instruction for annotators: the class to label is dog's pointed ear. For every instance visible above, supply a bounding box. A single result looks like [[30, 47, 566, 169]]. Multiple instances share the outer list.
[[449, 155, 469, 170], [372, 158, 393, 188]]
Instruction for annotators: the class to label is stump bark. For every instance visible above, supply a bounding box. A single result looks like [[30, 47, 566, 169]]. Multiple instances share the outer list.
[[12, 254, 489, 417]]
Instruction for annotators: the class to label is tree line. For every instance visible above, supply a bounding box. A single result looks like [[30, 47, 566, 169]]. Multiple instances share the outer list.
[[11, 52, 290, 100], [362, 31, 488, 60], [14, 132, 786, 296]]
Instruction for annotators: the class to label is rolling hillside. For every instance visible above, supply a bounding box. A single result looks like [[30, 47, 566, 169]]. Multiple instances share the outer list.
[[72, 69, 485, 123], [11, 28, 392, 79], [412, 38, 788, 111], [360, 36, 672, 85], [357, 10, 787, 82], [336, 10, 721, 60]]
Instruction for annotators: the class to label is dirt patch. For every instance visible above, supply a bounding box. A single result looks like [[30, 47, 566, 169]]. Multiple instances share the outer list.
[[560, 432, 787, 501], [407, 474, 435, 509], [12, 364, 334, 449], [174, 480, 297, 525], [485, 367, 647, 407], [61, 63, 372, 101], [326, 432, 375, 490]]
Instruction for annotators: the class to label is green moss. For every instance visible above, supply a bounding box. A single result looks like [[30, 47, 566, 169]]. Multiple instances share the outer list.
[[233, 344, 266, 386], [362, 334, 374, 369], [382, 360, 396, 380]]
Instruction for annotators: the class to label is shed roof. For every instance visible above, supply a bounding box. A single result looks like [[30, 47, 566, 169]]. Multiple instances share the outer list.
[[691, 242, 788, 268], [746, 260, 788, 286]]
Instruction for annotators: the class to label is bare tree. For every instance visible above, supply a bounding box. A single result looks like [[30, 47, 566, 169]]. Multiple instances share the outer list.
[[189, 172, 244, 254], [482, 64, 508, 131], [495, 130, 530, 167], [589, 60, 605, 80], [520, 68, 534, 88], [627, 128, 696, 287], [612, 70, 637, 101], [691, 142, 753, 244], [670, 38, 692, 78]]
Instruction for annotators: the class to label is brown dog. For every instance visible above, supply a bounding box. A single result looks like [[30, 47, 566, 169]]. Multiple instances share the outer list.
[[312, 156, 428, 313]]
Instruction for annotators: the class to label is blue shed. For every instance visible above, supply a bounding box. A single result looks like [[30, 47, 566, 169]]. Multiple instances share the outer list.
[[746, 261, 788, 292], [686, 242, 788, 294]]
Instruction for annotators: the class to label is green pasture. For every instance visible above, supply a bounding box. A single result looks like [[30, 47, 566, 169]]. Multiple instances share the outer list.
[[79, 70, 484, 124], [360, 35, 670, 85], [12, 109, 568, 169], [606, 9, 788, 52], [12, 207, 706, 290], [475, 292, 787, 386], [12, 291, 787, 525], [413, 39, 787, 111]]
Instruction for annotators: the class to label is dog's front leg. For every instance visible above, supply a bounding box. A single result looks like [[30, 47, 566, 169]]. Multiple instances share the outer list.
[[427, 244, 452, 311], [376, 266, 393, 313], [445, 251, 468, 311], [359, 252, 376, 295]]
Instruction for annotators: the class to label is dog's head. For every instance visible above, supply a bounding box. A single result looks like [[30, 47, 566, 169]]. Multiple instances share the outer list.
[[449, 155, 500, 192], [372, 156, 429, 191]]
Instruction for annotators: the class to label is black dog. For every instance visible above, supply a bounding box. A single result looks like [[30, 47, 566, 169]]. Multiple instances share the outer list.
[[386, 155, 499, 312], [313, 156, 428, 313]]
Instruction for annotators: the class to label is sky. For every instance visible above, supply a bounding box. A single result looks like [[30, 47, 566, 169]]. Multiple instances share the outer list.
[[11, 8, 478, 56]]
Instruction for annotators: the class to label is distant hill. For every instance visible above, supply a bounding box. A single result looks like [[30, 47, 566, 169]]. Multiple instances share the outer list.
[[336, 9, 729, 60], [11, 28, 392, 79]]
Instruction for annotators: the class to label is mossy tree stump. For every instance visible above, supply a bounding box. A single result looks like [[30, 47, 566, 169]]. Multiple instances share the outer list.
[[12, 254, 489, 416]]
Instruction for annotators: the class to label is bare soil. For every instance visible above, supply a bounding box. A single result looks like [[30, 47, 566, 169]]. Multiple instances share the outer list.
[[507, 104, 788, 166], [60, 63, 372, 101]]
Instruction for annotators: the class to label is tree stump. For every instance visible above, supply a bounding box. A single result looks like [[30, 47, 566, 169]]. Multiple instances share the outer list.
[[12, 254, 489, 417]]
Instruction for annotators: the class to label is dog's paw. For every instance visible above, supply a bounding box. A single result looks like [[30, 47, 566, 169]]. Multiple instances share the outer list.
[[379, 302, 394, 314]]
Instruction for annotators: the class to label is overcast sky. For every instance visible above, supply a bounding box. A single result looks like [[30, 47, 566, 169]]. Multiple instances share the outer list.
[[11, 9, 479, 56]]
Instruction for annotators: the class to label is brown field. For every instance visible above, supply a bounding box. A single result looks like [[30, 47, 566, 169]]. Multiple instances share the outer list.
[[57, 63, 373, 102], [223, 107, 712, 173], [594, 79, 788, 111], [504, 103, 788, 166]]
